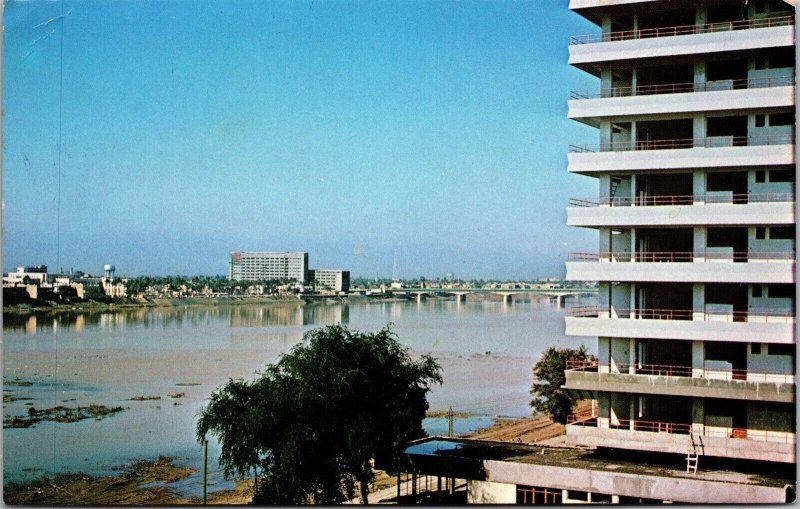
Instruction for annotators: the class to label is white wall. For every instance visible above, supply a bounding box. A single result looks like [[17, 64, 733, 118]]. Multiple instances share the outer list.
[[467, 480, 516, 504]]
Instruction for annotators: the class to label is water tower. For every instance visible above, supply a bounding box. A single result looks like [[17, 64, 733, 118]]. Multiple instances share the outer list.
[[103, 264, 116, 279]]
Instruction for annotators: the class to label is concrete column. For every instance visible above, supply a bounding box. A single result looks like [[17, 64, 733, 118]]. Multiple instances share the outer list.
[[695, 5, 707, 27], [600, 68, 613, 92], [417, 293, 423, 303], [692, 284, 705, 320], [631, 67, 638, 96], [693, 114, 705, 144], [629, 396, 635, 430], [599, 227, 611, 254], [693, 59, 706, 86], [692, 170, 706, 203], [692, 341, 704, 378], [503, 294, 512, 304], [691, 398, 705, 435], [600, 121, 612, 147], [598, 174, 611, 201], [629, 338, 636, 374], [598, 337, 610, 373], [693, 226, 707, 261]]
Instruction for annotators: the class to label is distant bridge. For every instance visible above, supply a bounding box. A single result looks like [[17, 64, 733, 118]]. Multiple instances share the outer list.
[[385, 287, 598, 306]]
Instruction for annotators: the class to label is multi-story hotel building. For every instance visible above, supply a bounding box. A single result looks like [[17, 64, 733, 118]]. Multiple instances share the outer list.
[[398, 0, 795, 504], [563, 0, 795, 472], [228, 251, 309, 282], [308, 269, 351, 293]]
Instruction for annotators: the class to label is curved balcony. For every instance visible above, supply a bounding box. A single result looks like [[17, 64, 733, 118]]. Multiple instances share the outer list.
[[570, 134, 792, 153], [568, 76, 795, 125], [567, 192, 795, 227], [566, 251, 795, 284], [569, 16, 795, 72], [564, 360, 795, 403], [570, 75, 795, 100], [569, 16, 795, 45], [565, 306, 795, 343], [565, 414, 796, 463], [567, 135, 794, 173]]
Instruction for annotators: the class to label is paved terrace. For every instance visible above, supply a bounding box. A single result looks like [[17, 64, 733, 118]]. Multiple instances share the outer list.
[[401, 437, 795, 503]]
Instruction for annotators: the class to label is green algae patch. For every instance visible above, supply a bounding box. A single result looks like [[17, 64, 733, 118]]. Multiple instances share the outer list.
[[3, 404, 125, 428]]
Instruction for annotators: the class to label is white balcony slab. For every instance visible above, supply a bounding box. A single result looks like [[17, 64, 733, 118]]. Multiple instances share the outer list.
[[565, 425, 795, 463], [564, 370, 795, 403], [565, 260, 795, 283], [568, 144, 794, 173], [569, 86, 795, 124], [565, 316, 794, 343], [569, 25, 795, 67], [569, 0, 659, 9], [567, 202, 795, 227]]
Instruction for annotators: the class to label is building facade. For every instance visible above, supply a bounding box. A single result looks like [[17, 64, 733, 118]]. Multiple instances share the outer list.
[[563, 0, 795, 470], [228, 251, 309, 282], [309, 269, 351, 293], [396, 0, 796, 504]]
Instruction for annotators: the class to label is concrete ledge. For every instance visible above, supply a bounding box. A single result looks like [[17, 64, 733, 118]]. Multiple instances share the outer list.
[[565, 316, 794, 343], [565, 260, 795, 284], [564, 370, 795, 403], [567, 202, 795, 227], [567, 144, 794, 173], [566, 426, 796, 463]]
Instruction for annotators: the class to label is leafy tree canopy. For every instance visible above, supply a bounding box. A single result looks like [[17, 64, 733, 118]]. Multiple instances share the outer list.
[[529, 345, 593, 424], [196, 324, 442, 504]]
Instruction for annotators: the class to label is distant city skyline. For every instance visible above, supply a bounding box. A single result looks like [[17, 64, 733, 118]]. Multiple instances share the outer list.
[[4, 0, 597, 280]]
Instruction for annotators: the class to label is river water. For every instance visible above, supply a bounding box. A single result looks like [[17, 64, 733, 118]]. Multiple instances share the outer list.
[[3, 297, 594, 494]]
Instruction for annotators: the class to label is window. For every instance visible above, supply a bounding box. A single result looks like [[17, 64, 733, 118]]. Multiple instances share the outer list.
[[769, 112, 794, 126], [768, 344, 794, 356], [755, 170, 766, 183], [769, 169, 793, 183], [766, 284, 795, 298], [756, 227, 766, 239], [755, 115, 766, 128], [753, 285, 763, 298], [751, 343, 762, 354], [769, 226, 794, 240]]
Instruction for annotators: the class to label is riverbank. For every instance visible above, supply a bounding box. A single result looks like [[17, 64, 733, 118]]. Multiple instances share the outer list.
[[3, 457, 253, 505], [1, 293, 426, 315], [4, 403, 588, 505]]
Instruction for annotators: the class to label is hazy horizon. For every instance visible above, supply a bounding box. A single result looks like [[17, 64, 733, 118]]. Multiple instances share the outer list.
[[4, 0, 598, 280]]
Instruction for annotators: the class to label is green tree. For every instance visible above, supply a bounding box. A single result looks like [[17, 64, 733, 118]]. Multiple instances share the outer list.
[[196, 324, 442, 504], [529, 345, 593, 424]]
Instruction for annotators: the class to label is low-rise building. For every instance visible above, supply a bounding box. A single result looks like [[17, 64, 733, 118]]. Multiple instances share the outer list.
[[309, 269, 350, 293]]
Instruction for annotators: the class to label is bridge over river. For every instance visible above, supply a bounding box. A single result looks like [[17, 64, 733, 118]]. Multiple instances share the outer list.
[[384, 287, 598, 307]]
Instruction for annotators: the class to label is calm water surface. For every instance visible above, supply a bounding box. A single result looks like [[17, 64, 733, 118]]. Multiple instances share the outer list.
[[3, 297, 594, 494]]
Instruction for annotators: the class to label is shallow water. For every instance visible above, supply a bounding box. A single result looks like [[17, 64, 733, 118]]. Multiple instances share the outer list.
[[3, 297, 595, 495]]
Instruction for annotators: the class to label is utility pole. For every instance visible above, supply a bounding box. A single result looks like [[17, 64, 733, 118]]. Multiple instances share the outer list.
[[203, 438, 208, 504]]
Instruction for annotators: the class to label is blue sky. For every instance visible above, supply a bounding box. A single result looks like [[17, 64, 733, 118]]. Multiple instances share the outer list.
[[4, 0, 597, 279]]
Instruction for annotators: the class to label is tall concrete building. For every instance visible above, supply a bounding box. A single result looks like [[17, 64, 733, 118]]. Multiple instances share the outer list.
[[397, 0, 795, 504], [563, 0, 795, 474], [228, 251, 309, 282]]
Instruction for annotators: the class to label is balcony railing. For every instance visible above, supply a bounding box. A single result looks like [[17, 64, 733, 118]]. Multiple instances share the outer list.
[[566, 360, 795, 384], [570, 75, 796, 100], [568, 192, 795, 207], [569, 134, 794, 153], [567, 306, 796, 323], [569, 15, 795, 45], [567, 251, 795, 262], [567, 414, 795, 444]]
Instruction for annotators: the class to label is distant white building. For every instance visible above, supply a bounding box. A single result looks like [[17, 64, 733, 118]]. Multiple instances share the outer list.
[[228, 251, 309, 282], [3, 265, 48, 285], [310, 269, 350, 292]]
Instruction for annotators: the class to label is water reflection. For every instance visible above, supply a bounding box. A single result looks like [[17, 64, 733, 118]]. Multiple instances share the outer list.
[[4, 302, 357, 334]]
